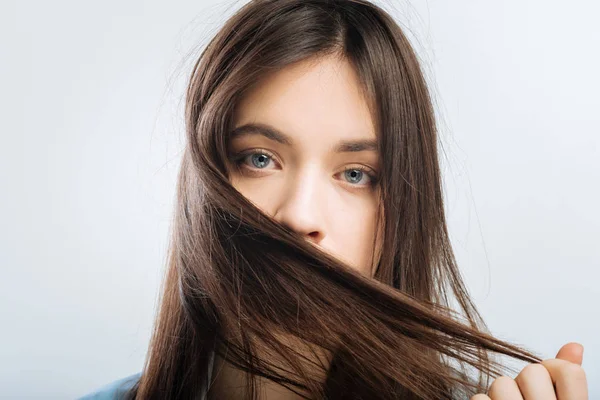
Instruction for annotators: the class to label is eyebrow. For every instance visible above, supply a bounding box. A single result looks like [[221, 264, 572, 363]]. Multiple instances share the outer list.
[[230, 123, 378, 153]]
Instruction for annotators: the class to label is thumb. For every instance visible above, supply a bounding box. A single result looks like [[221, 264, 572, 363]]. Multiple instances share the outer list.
[[555, 342, 584, 366]]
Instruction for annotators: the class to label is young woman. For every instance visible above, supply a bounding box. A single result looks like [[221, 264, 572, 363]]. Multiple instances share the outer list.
[[80, 0, 587, 399]]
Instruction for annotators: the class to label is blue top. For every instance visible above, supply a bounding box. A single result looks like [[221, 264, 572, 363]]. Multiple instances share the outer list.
[[77, 372, 142, 400], [78, 349, 216, 399]]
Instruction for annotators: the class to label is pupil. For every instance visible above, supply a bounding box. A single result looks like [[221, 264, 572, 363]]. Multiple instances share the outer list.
[[252, 154, 269, 168], [346, 170, 362, 183]]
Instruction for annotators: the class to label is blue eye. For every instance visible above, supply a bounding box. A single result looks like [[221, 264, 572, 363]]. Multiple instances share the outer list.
[[249, 153, 271, 168], [342, 167, 378, 188], [233, 151, 276, 170], [344, 169, 365, 184], [230, 150, 379, 189]]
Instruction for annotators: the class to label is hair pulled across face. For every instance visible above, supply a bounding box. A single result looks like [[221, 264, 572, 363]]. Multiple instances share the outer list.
[[132, 1, 543, 399]]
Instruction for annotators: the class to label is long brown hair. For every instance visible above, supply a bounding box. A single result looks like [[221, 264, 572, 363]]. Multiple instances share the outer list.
[[128, 0, 542, 398]]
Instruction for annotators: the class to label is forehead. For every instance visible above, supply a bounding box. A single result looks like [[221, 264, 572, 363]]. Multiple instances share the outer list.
[[233, 56, 376, 147]]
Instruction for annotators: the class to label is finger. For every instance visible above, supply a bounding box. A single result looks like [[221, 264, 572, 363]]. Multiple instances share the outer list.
[[514, 363, 556, 400], [541, 358, 588, 400], [487, 376, 524, 400], [555, 342, 584, 366], [471, 395, 491, 400]]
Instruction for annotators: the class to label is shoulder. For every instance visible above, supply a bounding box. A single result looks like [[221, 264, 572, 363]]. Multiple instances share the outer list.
[[77, 372, 141, 400]]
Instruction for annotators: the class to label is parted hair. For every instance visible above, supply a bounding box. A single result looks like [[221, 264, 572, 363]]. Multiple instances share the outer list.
[[127, 1, 542, 398]]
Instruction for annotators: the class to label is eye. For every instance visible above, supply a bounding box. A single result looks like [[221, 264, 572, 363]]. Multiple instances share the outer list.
[[247, 153, 272, 169], [340, 166, 379, 188], [232, 149, 278, 171], [229, 150, 379, 189]]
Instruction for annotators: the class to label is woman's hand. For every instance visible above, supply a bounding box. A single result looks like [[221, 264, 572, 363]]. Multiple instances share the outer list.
[[470, 342, 588, 400]]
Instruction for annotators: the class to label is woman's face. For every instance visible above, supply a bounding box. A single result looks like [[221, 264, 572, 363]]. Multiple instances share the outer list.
[[227, 55, 382, 277]]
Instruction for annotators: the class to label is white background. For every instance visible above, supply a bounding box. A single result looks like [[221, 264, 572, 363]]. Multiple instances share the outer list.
[[1, 0, 598, 398]]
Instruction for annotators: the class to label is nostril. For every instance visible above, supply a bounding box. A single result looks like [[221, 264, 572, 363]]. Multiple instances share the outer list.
[[305, 232, 325, 247], [307, 231, 321, 241]]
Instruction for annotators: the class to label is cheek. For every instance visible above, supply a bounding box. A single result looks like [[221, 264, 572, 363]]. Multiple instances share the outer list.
[[229, 175, 277, 210]]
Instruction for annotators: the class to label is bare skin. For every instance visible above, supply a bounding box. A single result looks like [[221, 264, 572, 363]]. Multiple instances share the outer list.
[[211, 55, 382, 399], [471, 342, 588, 400], [210, 53, 590, 400]]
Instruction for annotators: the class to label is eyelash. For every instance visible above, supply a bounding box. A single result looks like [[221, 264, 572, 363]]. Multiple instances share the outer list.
[[229, 149, 380, 189]]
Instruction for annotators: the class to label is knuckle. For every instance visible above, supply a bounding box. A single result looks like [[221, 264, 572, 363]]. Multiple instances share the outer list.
[[488, 376, 515, 395], [516, 363, 549, 382], [562, 363, 586, 380]]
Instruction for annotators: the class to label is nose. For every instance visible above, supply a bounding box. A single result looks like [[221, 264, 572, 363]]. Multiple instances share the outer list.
[[271, 169, 326, 246]]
